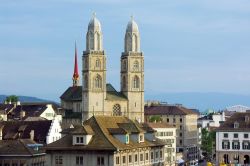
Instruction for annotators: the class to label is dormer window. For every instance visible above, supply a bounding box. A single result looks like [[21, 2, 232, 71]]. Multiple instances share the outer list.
[[76, 136, 84, 144], [139, 134, 144, 143], [125, 134, 129, 144], [234, 122, 239, 128]]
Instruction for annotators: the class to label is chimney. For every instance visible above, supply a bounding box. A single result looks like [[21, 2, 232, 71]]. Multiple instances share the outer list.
[[20, 110, 26, 119], [30, 130, 34, 140]]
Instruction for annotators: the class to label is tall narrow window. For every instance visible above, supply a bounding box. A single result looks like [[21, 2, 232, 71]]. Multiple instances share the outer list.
[[84, 75, 88, 88], [133, 60, 139, 71], [133, 76, 140, 88], [96, 59, 101, 68], [95, 75, 102, 88], [122, 76, 126, 89]]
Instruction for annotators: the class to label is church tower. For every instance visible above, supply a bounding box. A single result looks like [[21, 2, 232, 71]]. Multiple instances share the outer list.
[[120, 17, 144, 122], [82, 14, 107, 121]]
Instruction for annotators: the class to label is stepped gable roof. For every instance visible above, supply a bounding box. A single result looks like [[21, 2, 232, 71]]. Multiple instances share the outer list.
[[0, 139, 45, 156], [0, 121, 52, 144], [145, 122, 175, 129], [144, 105, 198, 116], [60, 84, 127, 102], [46, 116, 165, 152], [216, 112, 250, 132], [0, 104, 15, 114], [60, 86, 82, 101]]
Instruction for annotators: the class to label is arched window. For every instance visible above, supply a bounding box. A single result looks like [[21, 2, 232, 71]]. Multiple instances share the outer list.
[[123, 60, 127, 70], [96, 59, 101, 68], [84, 75, 88, 88], [133, 34, 138, 52], [113, 104, 121, 116], [94, 75, 102, 88], [133, 76, 140, 88], [133, 60, 139, 71], [89, 31, 94, 50]]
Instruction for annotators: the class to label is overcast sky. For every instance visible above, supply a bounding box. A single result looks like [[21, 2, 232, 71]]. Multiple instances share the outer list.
[[0, 0, 250, 102]]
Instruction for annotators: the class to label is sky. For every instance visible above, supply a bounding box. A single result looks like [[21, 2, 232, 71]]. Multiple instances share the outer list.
[[0, 0, 250, 103]]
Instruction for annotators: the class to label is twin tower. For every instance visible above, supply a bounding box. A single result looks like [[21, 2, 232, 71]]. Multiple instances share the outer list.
[[82, 14, 144, 122]]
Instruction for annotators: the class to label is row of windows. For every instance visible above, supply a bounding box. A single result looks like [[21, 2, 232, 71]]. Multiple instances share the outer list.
[[166, 118, 182, 123], [224, 133, 249, 138], [55, 156, 105, 166], [122, 60, 142, 71], [83, 75, 140, 89], [115, 151, 163, 165], [155, 131, 173, 137], [222, 141, 250, 150]]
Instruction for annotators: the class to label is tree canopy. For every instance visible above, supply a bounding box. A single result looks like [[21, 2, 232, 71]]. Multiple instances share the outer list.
[[5, 95, 19, 103]]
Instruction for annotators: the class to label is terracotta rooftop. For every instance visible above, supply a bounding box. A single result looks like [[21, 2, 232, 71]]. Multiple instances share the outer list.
[[144, 105, 198, 115], [0, 139, 45, 156], [0, 121, 52, 144], [46, 116, 165, 152], [216, 112, 250, 132]]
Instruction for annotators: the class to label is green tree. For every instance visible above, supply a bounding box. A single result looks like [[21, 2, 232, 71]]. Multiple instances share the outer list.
[[5, 95, 19, 103], [149, 115, 162, 122], [201, 128, 216, 158]]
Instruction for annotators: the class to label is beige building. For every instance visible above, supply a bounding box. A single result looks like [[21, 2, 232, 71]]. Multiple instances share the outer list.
[[45, 116, 166, 166], [146, 123, 176, 166], [61, 14, 144, 123], [144, 103, 199, 162], [216, 112, 250, 165]]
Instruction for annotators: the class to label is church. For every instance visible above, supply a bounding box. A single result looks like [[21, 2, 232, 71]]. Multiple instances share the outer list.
[[61, 14, 145, 123]]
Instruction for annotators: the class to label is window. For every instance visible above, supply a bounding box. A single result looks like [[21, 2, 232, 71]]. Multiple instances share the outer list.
[[140, 154, 143, 161], [139, 134, 144, 142], [97, 156, 104, 166], [133, 60, 139, 71], [135, 154, 138, 162], [116, 156, 119, 164], [180, 118, 182, 123], [55, 156, 63, 165], [155, 151, 159, 159], [242, 141, 250, 150], [76, 156, 83, 165], [180, 139, 182, 145], [125, 134, 129, 144], [133, 76, 140, 88], [224, 133, 228, 138], [167, 118, 169, 123], [76, 136, 84, 144], [244, 134, 248, 138], [145, 153, 149, 160], [113, 104, 121, 116], [122, 76, 126, 89], [123, 61, 127, 70], [84, 75, 88, 88], [151, 152, 154, 160], [129, 155, 132, 163], [234, 133, 238, 138], [160, 151, 163, 159], [180, 125, 182, 130], [222, 141, 230, 149], [173, 118, 176, 123], [96, 59, 101, 68], [122, 156, 126, 164], [179, 133, 182, 137], [232, 141, 240, 150], [94, 75, 102, 88], [234, 122, 239, 128]]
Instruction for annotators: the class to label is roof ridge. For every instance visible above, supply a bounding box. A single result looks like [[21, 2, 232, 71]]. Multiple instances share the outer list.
[[92, 116, 117, 150]]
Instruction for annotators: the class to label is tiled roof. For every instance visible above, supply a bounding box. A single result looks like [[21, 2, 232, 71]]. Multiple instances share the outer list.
[[46, 116, 165, 151], [60, 84, 127, 102], [216, 112, 250, 132], [0, 121, 52, 144], [0, 139, 45, 156], [144, 105, 198, 115]]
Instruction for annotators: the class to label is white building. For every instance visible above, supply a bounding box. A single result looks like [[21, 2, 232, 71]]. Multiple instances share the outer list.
[[146, 122, 176, 165], [216, 112, 250, 165], [198, 112, 225, 128]]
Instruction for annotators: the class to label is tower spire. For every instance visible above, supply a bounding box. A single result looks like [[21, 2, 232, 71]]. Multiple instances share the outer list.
[[72, 42, 79, 87]]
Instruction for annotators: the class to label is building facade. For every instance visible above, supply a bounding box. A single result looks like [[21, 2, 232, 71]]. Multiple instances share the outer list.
[[216, 112, 250, 165], [146, 123, 176, 166], [45, 116, 166, 166], [144, 103, 199, 162]]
